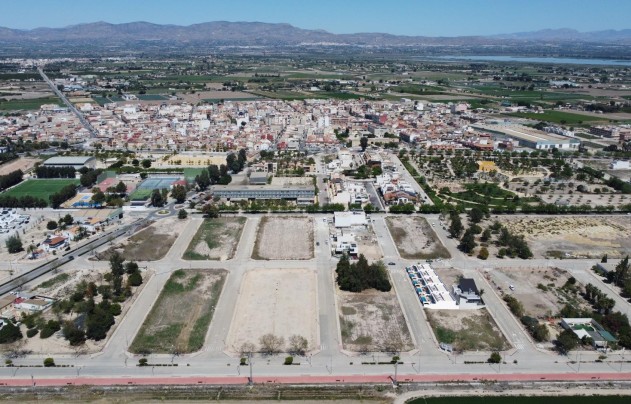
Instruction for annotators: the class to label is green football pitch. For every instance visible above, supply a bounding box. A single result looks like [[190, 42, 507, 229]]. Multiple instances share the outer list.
[[1, 179, 79, 203]]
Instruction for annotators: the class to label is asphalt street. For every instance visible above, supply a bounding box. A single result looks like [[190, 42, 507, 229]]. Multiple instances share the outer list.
[[1, 211, 631, 384]]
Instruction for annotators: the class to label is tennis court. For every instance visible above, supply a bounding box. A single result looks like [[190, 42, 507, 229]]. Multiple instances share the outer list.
[[129, 175, 181, 201]]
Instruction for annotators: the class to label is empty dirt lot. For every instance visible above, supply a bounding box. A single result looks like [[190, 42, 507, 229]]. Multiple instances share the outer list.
[[184, 217, 246, 260], [130, 268, 227, 354], [488, 266, 589, 319], [97, 217, 185, 261], [338, 288, 414, 353], [426, 309, 510, 352], [502, 215, 631, 259], [0, 157, 41, 176], [226, 268, 318, 354], [252, 216, 314, 260], [385, 216, 450, 260]]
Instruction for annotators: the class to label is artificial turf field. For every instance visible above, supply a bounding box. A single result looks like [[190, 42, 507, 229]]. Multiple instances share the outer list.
[[1, 179, 79, 202]]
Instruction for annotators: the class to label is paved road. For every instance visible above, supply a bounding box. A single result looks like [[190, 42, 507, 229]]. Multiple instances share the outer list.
[[38, 67, 98, 138], [3, 211, 631, 386]]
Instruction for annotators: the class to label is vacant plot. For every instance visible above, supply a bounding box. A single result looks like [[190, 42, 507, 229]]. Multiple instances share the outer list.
[[130, 269, 226, 354], [0, 157, 41, 176], [183, 217, 246, 260], [489, 266, 589, 318], [386, 216, 450, 260], [97, 217, 184, 261], [426, 309, 510, 352], [1, 179, 78, 203], [252, 216, 313, 260], [502, 216, 631, 259], [338, 288, 414, 353], [227, 268, 318, 354]]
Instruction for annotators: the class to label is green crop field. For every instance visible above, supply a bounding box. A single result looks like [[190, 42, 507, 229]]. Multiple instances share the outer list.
[[1, 179, 79, 203], [0, 97, 62, 111], [509, 110, 604, 124]]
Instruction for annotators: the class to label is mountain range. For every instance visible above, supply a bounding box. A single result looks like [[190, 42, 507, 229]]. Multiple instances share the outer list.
[[1, 21, 630, 46]]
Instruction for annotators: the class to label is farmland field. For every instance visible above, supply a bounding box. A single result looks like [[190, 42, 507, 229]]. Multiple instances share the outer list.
[[0, 97, 62, 111], [1, 179, 78, 203]]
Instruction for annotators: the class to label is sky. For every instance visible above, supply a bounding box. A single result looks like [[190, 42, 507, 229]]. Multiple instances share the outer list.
[[1, 0, 630, 36]]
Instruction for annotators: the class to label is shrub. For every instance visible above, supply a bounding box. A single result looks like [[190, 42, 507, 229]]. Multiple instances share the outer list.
[[138, 358, 148, 367], [40, 320, 61, 339], [477, 247, 489, 260], [284, 356, 294, 365], [26, 328, 39, 338], [43, 357, 55, 367], [488, 352, 502, 364], [0, 320, 22, 343]]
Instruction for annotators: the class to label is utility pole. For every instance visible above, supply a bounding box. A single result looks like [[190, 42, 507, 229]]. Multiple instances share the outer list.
[[393, 360, 398, 387], [248, 352, 253, 386]]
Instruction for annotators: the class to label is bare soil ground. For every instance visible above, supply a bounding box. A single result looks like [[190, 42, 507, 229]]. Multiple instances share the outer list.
[[334, 224, 383, 261], [96, 217, 185, 261], [252, 216, 313, 260], [338, 288, 414, 353], [130, 268, 227, 354], [226, 268, 318, 354], [179, 90, 260, 103], [488, 266, 590, 319], [426, 309, 510, 352], [0, 157, 41, 176], [385, 216, 450, 260], [501, 216, 631, 259], [183, 217, 246, 260]]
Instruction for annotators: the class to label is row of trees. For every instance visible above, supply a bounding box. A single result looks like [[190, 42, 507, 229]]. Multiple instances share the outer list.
[[195, 163, 232, 189], [50, 184, 78, 209], [0, 169, 23, 192], [226, 149, 247, 173], [79, 168, 103, 188], [605, 256, 631, 298], [0, 194, 47, 209], [335, 254, 391, 293], [35, 166, 75, 179]]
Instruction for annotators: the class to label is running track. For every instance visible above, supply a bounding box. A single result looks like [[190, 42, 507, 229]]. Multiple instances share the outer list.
[[3, 372, 631, 387]]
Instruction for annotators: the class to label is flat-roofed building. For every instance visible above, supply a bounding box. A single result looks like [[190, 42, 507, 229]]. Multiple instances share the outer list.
[[211, 184, 315, 205], [43, 156, 96, 170], [474, 123, 580, 150]]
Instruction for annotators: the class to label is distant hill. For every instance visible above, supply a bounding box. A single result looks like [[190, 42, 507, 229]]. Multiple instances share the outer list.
[[1, 21, 630, 46]]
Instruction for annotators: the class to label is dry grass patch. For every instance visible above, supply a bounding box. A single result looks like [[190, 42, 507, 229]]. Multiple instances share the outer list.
[[338, 288, 414, 353], [502, 216, 631, 259], [386, 216, 450, 260], [130, 268, 226, 354], [427, 309, 510, 352], [183, 217, 246, 260], [252, 216, 313, 260]]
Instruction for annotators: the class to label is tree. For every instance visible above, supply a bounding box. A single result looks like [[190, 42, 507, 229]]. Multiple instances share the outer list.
[[360, 136, 368, 152], [5, 234, 23, 254], [62, 322, 86, 346], [131, 158, 139, 167], [201, 203, 219, 218], [238, 342, 257, 356], [124, 261, 139, 274], [46, 220, 58, 230], [43, 357, 56, 367], [488, 352, 502, 364], [115, 181, 127, 193], [171, 184, 187, 203], [150, 189, 164, 207], [477, 247, 489, 260], [601, 254, 608, 263], [288, 335, 308, 355], [259, 334, 284, 354], [128, 271, 143, 287], [0, 320, 22, 343], [178, 209, 188, 219], [141, 159, 152, 169], [448, 215, 463, 238], [459, 229, 477, 254], [556, 329, 579, 354], [91, 191, 106, 205], [468, 207, 484, 224], [109, 252, 125, 296]]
